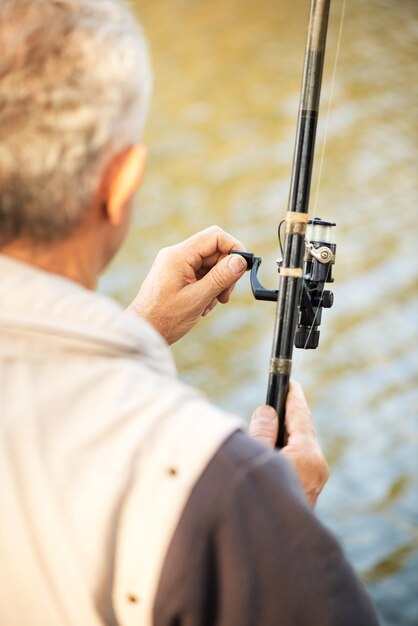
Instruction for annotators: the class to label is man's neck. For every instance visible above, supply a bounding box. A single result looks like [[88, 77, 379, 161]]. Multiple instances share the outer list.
[[1, 233, 101, 290]]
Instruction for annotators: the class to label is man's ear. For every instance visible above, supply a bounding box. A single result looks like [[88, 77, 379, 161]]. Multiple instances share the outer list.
[[105, 144, 148, 226]]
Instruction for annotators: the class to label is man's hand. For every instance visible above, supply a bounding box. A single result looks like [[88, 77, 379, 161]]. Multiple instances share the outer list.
[[128, 225, 247, 344], [248, 381, 329, 507]]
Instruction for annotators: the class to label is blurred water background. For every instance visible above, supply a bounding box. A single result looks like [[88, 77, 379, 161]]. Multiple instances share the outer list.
[[99, 0, 418, 623]]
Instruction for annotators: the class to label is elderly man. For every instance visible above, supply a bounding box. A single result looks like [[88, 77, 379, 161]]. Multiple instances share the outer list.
[[0, 1, 378, 625]]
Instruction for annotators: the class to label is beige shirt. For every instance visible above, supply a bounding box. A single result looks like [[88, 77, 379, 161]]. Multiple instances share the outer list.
[[0, 255, 241, 626]]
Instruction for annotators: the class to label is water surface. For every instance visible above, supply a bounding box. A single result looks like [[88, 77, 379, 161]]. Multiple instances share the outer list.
[[101, 1, 418, 622]]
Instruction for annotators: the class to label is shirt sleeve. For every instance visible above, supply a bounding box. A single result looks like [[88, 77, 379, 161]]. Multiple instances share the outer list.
[[153, 431, 379, 626]]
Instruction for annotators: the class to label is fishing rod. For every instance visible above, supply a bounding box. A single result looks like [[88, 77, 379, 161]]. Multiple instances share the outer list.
[[232, 0, 337, 448]]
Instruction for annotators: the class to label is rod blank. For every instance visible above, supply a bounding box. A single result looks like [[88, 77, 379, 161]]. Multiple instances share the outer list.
[[267, 0, 331, 447]]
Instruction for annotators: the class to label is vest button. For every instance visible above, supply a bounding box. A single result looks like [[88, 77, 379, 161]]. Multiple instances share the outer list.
[[127, 593, 140, 604]]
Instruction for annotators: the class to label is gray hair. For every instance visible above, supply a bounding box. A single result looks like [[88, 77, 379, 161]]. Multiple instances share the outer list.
[[0, 0, 152, 245]]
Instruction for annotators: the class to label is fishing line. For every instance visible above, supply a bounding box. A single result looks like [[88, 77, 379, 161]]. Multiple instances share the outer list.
[[299, 263, 331, 348], [311, 0, 346, 218], [292, 248, 334, 377], [292, 0, 346, 378]]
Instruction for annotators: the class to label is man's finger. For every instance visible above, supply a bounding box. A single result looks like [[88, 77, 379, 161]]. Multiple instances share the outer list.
[[248, 405, 278, 448], [202, 298, 218, 317], [217, 283, 235, 304], [284, 380, 315, 439], [181, 226, 246, 262], [191, 253, 247, 306]]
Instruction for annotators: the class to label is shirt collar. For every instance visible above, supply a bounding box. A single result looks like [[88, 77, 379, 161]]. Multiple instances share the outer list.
[[0, 254, 175, 375]]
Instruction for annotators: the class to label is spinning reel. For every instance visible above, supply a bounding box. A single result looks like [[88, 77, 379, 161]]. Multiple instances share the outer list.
[[231, 218, 336, 350]]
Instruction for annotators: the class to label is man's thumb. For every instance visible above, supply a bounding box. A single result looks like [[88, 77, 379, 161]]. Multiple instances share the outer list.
[[248, 405, 278, 449], [196, 254, 247, 304]]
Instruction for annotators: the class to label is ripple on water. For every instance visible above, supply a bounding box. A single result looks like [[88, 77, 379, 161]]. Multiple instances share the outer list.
[[104, 1, 418, 623]]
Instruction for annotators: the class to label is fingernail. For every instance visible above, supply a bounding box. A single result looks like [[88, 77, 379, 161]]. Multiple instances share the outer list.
[[254, 405, 277, 421], [228, 254, 247, 274]]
